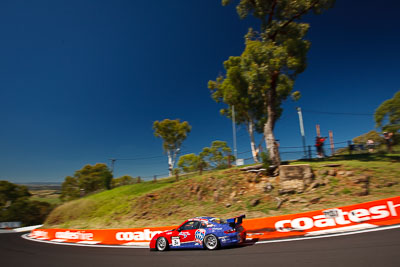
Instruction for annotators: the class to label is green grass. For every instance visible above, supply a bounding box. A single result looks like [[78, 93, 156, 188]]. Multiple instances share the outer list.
[[43, 152, 400, 229], [341, 188, 352, 195], [29, 189, 62, 205]]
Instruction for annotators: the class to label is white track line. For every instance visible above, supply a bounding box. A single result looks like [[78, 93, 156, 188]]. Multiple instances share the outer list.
[[254, 224, 400, 245], [22, 224, 400, 249], [21, 234, 148, 249]]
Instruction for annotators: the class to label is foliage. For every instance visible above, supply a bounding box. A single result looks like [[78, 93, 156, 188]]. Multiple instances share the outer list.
[[153, 119, 191, 176], [178, 153, 209, 173], [352, 130, 384, 144], [2, 198, 53, 226], [220, 0, 335, 165], [0, 180, 53, 226], [60, 176, 80, 201], [375, 91, 400, 133], [0, 180, 31, 206], [76, 163, 113, 192], [112, 175, 135, 188], [209, 56, 265, 163], [200, 141, 234, 169], [44, 154, 400, 229], [260, 151, 271, 169], [178, 154, 201, 173], [60, 163, 113, 201]]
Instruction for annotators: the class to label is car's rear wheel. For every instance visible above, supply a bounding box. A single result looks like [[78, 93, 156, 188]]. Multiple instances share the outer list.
[[204, 234, 219, 250], [156, 237, 169, 251]]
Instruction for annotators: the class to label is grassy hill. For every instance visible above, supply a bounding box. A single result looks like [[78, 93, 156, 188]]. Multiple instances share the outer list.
[[44, 153, 400, 229]]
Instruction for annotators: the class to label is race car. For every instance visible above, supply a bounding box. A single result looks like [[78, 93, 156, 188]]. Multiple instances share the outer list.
[[150, 215, 246, 251]]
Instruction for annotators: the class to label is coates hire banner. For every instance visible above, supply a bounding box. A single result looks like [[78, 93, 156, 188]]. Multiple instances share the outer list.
[[30, 196, 400, 245]]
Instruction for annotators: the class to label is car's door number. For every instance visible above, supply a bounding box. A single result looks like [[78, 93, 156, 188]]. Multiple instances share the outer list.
[[171, 237, 180, 246]]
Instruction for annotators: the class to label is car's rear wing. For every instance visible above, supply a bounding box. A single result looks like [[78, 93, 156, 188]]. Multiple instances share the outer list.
[[227, 214, 246, 227]]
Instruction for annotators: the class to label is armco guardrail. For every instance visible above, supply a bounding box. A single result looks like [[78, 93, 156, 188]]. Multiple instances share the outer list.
[[29, 196, 400, 246]]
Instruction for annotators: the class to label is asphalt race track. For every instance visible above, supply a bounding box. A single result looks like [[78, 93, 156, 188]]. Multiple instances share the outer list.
[[1, 228, 400, 267]]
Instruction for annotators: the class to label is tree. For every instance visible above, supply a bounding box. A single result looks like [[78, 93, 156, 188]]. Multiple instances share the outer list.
[[375, 91, 400, 133], [221, 0, 335, 165], [0, 180, 53, 226], [209, 57, 266, 163], [60, 176, 80, 201], [3, 199, 53, 226], [0, 180, 31, 207], [200, 141, 234, 169], [178, 154, 201, 173], [353, 130, 384, 145], [60, 163, 113, 201], [112, 175, 134, 188], [153, 119, 191, 176], [75, 163, 113, 192]]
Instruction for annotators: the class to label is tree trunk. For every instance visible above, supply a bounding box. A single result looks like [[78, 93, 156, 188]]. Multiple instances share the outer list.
[[167, 150, 173, 177], [264, 119, 281, 166], [264, 71, 281, 166], [248, 120, 259, 163], [264, 118, 280, 166], [167, 148, 180, 177]]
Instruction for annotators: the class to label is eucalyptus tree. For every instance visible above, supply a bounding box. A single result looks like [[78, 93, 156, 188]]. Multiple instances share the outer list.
[[375, 91, 400, 133], [153, 119, 192, 176], [221, 0, 335, 165], [209, 56, 266, 163], [200, 140, 233, 169], [60, 163, 113, 201]]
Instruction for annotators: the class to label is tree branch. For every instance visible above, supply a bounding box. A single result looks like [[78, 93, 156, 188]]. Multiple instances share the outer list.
[[270, 0, 318, 40], [266, 0, 278, 28]]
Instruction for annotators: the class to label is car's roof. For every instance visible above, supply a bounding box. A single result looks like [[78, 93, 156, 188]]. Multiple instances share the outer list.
[[187, 216, 215, 222]]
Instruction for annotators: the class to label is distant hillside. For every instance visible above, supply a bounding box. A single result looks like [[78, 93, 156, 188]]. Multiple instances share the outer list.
[[44, 153, 400, 229], [18, 182, 62, 191]]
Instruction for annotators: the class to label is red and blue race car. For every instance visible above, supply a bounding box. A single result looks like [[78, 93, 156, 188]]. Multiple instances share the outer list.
[[150, 215, 246, 251]]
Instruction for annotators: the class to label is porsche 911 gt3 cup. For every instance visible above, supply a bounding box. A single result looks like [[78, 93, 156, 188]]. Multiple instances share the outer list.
[[150, 215, 246, 251]]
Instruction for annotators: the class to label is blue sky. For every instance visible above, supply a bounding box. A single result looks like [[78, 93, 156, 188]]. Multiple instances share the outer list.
[[0, 0, 399, 183]]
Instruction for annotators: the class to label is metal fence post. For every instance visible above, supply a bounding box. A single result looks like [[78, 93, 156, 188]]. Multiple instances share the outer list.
[[348, 141, 353, 155], [308, 145, 312, 159]]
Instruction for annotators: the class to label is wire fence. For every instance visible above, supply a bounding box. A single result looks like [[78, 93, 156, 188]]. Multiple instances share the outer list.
[[112, 139, 397, 183]]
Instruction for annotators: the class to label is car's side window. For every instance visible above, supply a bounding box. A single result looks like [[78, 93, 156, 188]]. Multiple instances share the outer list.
[[193, 221, 201, 229], [180, 221, 197, 230], [199, 222, 207, 229]]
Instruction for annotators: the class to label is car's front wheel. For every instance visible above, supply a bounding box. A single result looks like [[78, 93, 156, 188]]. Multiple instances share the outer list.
[[156, 237, 169, 251], [204, 234, 220, 250]]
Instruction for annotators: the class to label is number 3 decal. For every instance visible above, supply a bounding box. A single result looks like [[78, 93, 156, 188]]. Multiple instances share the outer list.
[[171, 237, 180, 246]]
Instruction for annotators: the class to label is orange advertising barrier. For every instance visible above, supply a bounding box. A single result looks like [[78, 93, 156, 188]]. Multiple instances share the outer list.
[[30, 225, 176, 245], [30, 196, 400, 245], [243, 196, 400, 241]]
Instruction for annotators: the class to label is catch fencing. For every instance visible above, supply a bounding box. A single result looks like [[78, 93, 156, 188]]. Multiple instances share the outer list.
[[113, 139, 396, 182]]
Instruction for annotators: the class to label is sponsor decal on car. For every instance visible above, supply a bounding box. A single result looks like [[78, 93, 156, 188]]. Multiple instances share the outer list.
[[195, 229, 206, 244], [179, 231, 189, 238], [171, 236, 181, 246]]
